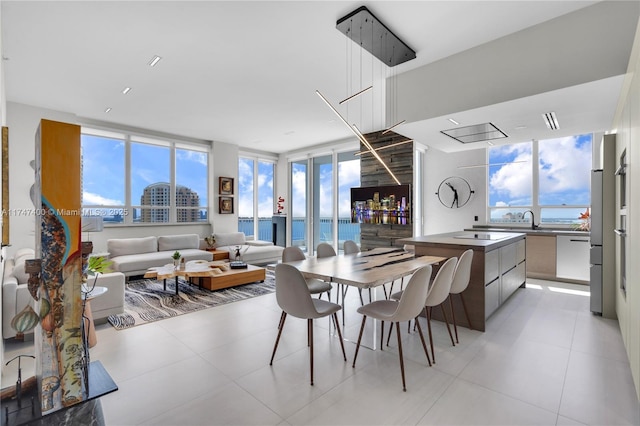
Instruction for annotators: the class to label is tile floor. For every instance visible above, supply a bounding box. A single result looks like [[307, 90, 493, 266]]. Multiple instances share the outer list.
[[3, 278, 640, 425]]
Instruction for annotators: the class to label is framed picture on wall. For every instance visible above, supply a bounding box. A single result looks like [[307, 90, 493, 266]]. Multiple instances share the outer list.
[[219, 196, 234, 214], [219, 176, 234, 195]]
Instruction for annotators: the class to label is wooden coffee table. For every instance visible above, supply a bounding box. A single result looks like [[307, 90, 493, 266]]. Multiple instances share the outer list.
[[195, 264, 266, 291], [144, 261, 266, 293]]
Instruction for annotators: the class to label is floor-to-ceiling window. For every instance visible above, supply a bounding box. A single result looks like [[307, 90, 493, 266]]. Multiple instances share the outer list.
[[313, 155, 333, 249], [488, 134, 592, 226], [238, 155, 275, 240], [338, 151, 360, 248], [81, 128, 209, 224], [290, 159, 308, 249], [289, 150, 360, 254]]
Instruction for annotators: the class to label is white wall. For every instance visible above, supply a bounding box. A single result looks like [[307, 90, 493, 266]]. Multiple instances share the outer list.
[[211, 141, 239, 234], [423, 147, 487, 235], [6, 102, 77, 257], [614, 17, 640, 400]]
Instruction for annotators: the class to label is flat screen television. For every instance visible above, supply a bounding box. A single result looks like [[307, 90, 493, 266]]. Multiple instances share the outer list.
[[351, 184, 411, 225]]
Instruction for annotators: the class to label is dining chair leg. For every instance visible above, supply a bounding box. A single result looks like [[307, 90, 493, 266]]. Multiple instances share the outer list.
[[358, 288, 365, 305], [382, 284, 389, 300], [270, 312, 287, 365], [414, 316, 432, 366], [380, 321, 385, 350], [440, 303, 456, 347], [277, 311, 285, 329], [352, 315, 367, 368], [449, 295, 459, 344], [395, 322, 407, 392], [386, 321, 394, 347], [459, 293, 473, 331], [332, 313, 347, 361], [426, 307, 435, 363], [308, 318, 314, 386]]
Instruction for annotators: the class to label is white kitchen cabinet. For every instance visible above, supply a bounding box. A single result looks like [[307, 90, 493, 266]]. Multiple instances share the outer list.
[[556, 235, 590, 281]]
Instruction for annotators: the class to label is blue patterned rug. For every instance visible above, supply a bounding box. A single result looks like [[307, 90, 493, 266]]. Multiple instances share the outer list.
[[107, 271, 275, 330]]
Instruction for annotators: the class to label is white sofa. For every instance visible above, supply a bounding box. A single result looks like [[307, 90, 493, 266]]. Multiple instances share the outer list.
[[108, 234, 213, 277], [2, 248, 125, 339], [213, 232, 283, 265]]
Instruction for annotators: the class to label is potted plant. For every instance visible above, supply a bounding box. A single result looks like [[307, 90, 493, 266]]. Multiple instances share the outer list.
[[172, 250, 181, 268]]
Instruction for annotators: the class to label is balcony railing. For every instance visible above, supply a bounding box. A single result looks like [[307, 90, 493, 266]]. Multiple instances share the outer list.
[[238, 217, 360, 244]]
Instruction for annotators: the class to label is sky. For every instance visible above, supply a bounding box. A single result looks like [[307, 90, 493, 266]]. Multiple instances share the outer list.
[[489, 134, 592, 208], [82, 135, 208, 211]]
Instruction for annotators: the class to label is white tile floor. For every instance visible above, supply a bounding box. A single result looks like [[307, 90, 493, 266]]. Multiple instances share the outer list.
[[3, 278, 640, 425]]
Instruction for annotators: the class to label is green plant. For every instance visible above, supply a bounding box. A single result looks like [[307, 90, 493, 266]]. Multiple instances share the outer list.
[[86, 256, 113, 276], [172, 250, 181, 260]]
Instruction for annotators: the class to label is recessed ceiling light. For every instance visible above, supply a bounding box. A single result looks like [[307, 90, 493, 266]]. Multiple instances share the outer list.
[[542, 111, 559, 130], [448, 118, 459, 125], [514, 125, 527, 130], [147, 55, 162, 67], [104, 107, 112, 113], [122, 87, 131, 95]]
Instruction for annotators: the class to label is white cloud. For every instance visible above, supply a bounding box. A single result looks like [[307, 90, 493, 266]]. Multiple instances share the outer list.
[[538, 136, 591, 194], [489, 150, 532, 200], [82, 192, 122, 206]]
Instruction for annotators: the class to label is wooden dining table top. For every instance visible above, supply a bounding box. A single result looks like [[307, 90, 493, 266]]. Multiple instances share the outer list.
[[282, 247, 446, 289]]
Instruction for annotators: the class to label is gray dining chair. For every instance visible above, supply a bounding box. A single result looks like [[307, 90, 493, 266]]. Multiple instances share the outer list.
[[352, 264, 433, 391], [270, 263, 347, 386], [388, 256, 458, 363], [341, 240, 369, 307], [449, 249, 474, 342], [282, 246, 333, 299], [422, 256, 458, 362]]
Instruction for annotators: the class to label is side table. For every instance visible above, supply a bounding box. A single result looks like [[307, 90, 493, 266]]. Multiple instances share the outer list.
[[206, 248, 230, 261]]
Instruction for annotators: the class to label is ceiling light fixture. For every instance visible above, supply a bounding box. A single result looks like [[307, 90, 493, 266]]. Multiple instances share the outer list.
[[147, 55, 162, 67], [542, 111, 559, 130], [448, 118, 460, 125], [316, 90, 401, 185], [122, 87, 131, 95], [354, 139, 413, 156], [104, 107, 112, 113], [339, 85, 373, 104], [381, 120, 406, 135]]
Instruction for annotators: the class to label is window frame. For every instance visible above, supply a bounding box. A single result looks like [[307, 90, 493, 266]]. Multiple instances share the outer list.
[[487, 135, 592, 228], [237, 153, 277, 240], [81, 126, 210, 226]]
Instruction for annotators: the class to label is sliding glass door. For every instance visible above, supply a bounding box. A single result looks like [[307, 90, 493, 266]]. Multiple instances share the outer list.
[[313, 155, 333, 250], [291, 159, 308, 250]]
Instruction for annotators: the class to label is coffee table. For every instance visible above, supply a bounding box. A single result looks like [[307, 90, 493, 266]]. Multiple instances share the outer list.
[[195, 264, 266, 291], [144, 261, 266, 293]]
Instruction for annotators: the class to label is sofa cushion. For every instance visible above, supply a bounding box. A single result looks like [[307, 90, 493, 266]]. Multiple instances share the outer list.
[[14, 248, 35, 259], [213, 232, 246, 248], [12, 258, 29, 284], [157, 234, 199, 251], [108, 236, 157, 258]]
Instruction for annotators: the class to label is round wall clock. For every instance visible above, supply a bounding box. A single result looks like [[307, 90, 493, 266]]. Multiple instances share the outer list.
[[436, 176, 473, 208]]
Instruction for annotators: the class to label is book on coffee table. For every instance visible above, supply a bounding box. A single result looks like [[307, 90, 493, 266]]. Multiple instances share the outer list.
[[229, 261, 248, 269]]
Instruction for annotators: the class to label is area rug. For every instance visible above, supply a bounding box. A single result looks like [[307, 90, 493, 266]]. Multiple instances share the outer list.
[[107, 271, 275, 330]]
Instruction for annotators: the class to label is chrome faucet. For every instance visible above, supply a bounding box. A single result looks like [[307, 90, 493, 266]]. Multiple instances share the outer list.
[[522, 210, 538, 230]]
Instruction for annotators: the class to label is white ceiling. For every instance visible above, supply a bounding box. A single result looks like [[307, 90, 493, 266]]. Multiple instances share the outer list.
[[2, 1, 634, 154]]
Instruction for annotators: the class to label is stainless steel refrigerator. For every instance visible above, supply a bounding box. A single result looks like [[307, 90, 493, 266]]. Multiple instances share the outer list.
[[590, 169, 603, 314], [590, 134, 616, 317]]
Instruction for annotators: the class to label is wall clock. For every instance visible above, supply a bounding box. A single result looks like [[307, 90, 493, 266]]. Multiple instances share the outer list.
[[436, 176, 473, 208]]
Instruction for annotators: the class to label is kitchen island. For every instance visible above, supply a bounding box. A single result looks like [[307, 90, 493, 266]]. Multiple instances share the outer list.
[[399, 231, 526, 331]]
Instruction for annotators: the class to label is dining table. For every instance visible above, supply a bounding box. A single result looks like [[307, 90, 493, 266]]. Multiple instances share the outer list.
[[282, 247, 446, 349]]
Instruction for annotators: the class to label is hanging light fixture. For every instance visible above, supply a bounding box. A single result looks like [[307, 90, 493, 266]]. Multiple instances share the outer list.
[[317, 6, 415, 185]]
